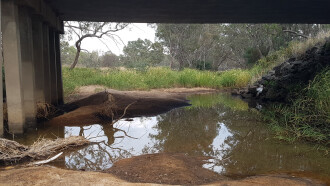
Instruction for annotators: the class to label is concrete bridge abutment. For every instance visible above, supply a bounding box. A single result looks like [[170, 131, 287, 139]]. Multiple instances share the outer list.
[[0, 0, 64, 135]]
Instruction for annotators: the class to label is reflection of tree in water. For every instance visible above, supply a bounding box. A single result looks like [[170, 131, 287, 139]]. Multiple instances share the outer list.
[[65, 124, 134, 171], [150, 107, 221, 156], [61, 93, 330, 176]]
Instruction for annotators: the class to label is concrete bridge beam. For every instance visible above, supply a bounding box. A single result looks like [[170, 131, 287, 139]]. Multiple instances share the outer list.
[[49, 29, 58, 105], [42, 24, 52, 104], [32, 16, 46, 103], [0, 0, 3, 136], [18, 7, 37, 127], [1, 0, 26, 133], [55, 33, 64, 105]]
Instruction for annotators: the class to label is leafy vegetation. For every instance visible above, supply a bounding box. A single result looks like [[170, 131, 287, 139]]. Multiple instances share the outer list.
[[262, 69, 330, 145], [62, 23, 330, 70], [63, 30, 330, 97], [62, 67, 251, 96]]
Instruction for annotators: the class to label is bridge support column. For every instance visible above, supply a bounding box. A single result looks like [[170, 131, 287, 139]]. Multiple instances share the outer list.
[[55, 33, 64, 105], [43, 24, 52, 104], [1, 0, 26, 133], [0, 0, 3, 136], [18, 7, 37, 127], [49, 29, 58, 105], [32, 16, 45, 104]]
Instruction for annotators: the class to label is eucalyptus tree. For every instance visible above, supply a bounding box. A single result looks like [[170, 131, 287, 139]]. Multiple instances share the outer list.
[[121, 38, 164, 68], [64, 22, 129, 69]]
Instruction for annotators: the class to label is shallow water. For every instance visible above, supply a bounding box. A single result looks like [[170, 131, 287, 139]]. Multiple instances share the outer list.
[[8, 93, 330, 180]]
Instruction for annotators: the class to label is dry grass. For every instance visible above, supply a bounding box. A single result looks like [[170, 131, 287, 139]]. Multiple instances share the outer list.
[[290, 31, 330, 57], [249, 31, 330, 84], [36, 102, 60, 120], [0, 136, 90, 166]]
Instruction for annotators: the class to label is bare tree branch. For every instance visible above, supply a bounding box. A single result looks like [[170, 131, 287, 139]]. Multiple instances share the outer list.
[[64, 22, 129, 69], [283, 30, 309, 39]]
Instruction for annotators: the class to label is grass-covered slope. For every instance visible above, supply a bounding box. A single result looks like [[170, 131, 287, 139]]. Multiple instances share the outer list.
[[262, 68, 330, 145]]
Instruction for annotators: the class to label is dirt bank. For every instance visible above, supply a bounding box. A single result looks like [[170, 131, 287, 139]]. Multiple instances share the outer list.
[[105, 153, 325, 185], [106, 153, 227, 185], [65, 86, 218, 103], [0, 165, 324, 186], [47, 87, 217, 126]]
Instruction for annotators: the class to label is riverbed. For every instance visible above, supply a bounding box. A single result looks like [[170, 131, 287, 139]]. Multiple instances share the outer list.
[[4, 93, 330, 184]]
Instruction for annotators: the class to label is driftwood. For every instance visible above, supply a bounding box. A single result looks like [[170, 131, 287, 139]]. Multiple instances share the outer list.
[[0, 136, 90, 166], [29, 152, 63, 166]]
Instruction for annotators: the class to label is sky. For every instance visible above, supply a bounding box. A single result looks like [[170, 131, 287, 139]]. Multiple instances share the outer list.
[[67, 23, 156, 56]]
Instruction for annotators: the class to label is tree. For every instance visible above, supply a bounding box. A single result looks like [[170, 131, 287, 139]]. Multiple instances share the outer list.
[[156, 24, 236, 70], [99, 51, 120, 67], [60, 40, 77, 65], [121, 38, 164, 68], [64, 21, 129, 69]]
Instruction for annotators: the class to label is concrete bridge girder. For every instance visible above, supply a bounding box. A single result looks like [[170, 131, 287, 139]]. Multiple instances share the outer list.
[[1, 0, 64, 134]]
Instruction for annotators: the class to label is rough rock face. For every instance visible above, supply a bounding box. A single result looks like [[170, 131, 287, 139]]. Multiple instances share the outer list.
[[240, 39, 330, 102]]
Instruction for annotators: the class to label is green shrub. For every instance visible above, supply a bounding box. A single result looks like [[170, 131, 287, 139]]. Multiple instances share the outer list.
[[262, 69, 330, 144]]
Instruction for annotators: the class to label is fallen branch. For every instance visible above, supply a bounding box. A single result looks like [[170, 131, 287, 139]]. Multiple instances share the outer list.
[[111, 101, 137, 125], [0, 136, 90, 166], [29, 152, 63, 166], [283, 30, 309, 39]]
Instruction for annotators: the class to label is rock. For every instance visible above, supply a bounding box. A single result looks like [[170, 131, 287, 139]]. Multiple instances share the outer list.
[[248, 86, 258, 96], [252, 39, 330, 102]]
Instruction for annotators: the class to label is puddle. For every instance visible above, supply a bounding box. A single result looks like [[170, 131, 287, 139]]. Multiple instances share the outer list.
[[6, 93, 330, 180]]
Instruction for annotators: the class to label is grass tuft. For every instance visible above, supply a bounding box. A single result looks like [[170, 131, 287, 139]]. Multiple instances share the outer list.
[[262, 68, 330, 145]]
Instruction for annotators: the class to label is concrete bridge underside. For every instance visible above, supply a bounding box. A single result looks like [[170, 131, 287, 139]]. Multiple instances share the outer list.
[[1, 0, 330, 134]]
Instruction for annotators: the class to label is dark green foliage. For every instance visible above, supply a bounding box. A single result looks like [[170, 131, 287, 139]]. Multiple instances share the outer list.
[[262, 69, 330, 145], [244, 48, 262, 66], [194, 60, 212, 70], [120, 38, 164, 69]]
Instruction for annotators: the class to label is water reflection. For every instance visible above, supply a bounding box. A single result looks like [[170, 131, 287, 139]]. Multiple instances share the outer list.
[[8, 93, 330, 179]]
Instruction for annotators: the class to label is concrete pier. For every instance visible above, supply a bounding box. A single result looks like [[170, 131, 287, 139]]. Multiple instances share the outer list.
[[18, 7, 37, 127], [2, 1, 26, 133], [49, 29, 58, 106], [1, 0, 64, 134], [0, 0, 3, 136], [55, 33, 64, 105], [32, 16, 46, 103]]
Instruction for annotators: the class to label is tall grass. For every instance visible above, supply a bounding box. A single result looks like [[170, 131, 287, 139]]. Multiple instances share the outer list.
[[63, 31, 330, 96], [249, 31, 330, 82], [62, 67, 251, 96], [262, 69, 330, 144]]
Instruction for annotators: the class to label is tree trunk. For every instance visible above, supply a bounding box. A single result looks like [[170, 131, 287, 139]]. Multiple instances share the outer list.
[[169, 58, 174, 69], [70, 45, 81, 70]]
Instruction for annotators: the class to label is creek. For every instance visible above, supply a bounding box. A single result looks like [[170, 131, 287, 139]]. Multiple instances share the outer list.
[[9, 93, 330, 181]]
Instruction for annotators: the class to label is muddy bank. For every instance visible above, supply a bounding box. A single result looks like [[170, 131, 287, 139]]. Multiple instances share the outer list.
[[105, 153, 326, 185], [47, 88, 217, 126], [106, 153, 227, 185], [0, 164, 324, 186]]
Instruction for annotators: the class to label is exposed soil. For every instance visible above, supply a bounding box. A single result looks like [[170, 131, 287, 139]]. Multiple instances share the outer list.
[[0, 166, 141, 186], [0, 156, 324, 185], [104, 153, 325, 185], [106, 153, 227, 185], [47, 87, 217, 126]]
